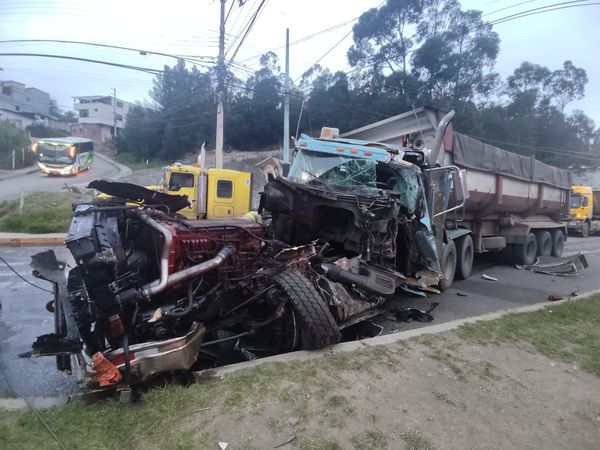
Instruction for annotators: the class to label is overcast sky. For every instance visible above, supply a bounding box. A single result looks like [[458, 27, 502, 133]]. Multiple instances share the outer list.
[[1, 0, 598, 123]]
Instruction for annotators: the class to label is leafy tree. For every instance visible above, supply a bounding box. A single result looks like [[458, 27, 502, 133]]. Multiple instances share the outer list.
[[0, 121, 31, 169]]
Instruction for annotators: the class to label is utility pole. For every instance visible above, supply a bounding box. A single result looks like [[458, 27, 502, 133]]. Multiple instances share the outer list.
[[283, 28, 290, 164], [215, 0, 226, 169], [112, 87, 118, 154]]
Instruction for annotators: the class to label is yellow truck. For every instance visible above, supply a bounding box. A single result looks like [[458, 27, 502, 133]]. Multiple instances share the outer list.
[[154, 162, 252, 220], [96, 161, 253, 220], [567, 185, 600, 237]]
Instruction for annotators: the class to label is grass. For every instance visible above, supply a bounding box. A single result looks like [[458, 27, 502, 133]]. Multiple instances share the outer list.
[[457, 295, 600, 377], [2, 296, 599, 449], [115, 152, 165, 171], [401, 431, 434, 450], [0, 191, 82, 233]]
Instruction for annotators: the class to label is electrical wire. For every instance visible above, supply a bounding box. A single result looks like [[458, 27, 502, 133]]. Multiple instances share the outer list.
[[0, 356, 67, 450], [0, 255, 53, 293], [0, 39, 212, 64], [0, 53, 162, 74], [226, 0, 268, 70]]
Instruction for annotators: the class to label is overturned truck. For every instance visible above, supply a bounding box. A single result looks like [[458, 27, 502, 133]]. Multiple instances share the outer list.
[[27, 111, 469, 388]]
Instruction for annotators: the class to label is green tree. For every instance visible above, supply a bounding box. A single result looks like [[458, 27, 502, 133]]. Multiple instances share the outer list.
[[0, 121, 31, 169]]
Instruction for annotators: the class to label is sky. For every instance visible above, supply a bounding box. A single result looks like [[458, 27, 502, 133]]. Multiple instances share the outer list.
[[0, 0, 598, 123]]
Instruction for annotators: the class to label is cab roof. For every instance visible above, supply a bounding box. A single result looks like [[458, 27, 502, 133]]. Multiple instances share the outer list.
[[295, 134, 399, 162]]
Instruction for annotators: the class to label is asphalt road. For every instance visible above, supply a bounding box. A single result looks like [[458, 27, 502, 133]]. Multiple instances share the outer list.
[[1, 237, 599, 401], [0, 154, 122, 201]]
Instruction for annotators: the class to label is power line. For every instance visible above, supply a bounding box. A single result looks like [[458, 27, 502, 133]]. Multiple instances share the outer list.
[[490, 1, 600, 24], [0, 53, 163, 74], [0, 39, 220, 68], [226, 0, 268, 69], [237, 16, 360, 64]]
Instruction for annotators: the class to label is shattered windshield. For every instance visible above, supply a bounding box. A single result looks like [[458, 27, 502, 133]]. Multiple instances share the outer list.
[[288, 149, 378, 194]]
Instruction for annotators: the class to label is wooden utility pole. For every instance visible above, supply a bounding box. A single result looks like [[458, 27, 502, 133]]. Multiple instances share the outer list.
[[215, 0, 226, 169], [283, 28, 290, 163]]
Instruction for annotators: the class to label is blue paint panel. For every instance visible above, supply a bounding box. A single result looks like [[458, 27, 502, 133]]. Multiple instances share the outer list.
[[295, 134, 393, 161]]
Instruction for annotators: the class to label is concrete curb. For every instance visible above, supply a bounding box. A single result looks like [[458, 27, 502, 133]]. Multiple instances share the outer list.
[[194, 288, 600, 379], [95, 152, 132, 180], [0, 232, 66, 247]]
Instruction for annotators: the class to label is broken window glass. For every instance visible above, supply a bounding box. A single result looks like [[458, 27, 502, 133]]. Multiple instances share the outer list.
[[288, 150, 378, 193]]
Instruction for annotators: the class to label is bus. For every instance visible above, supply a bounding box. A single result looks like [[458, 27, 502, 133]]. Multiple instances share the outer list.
[[32, 137, 94, 176]]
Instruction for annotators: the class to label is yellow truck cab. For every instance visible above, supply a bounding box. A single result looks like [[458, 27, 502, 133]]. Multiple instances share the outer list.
[[161, 163, 252, 220], [567, 185, 600, 237]]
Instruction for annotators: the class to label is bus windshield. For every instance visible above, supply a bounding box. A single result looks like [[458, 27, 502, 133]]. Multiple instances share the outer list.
[[38, 144, 74, 165]]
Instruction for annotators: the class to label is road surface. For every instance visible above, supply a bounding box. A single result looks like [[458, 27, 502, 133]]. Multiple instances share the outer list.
[[0, 154, 123, 201], [1, 237, 599, 401]]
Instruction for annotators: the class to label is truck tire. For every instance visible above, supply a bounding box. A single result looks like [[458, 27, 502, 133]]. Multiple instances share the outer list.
[[455, 234, 474, 280], [272, 270, 340, 350], [581, 221, 590, 238], [438, 240, 457, 291], [535, 231, 552, 257], [550, 230, 565, 257], [512, 233, 537, 265]]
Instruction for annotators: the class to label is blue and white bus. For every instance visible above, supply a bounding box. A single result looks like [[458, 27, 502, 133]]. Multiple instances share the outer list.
[[32, 137, 94, 176]]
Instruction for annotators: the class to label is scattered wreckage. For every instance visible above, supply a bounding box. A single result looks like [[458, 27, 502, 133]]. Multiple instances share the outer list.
[[25, 107, 579, 391], [25, 111, 465, 390]]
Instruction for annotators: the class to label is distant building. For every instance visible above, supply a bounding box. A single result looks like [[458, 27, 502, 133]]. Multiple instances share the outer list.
[[0, 80, 60, 129], [71, 95, 132, 148]]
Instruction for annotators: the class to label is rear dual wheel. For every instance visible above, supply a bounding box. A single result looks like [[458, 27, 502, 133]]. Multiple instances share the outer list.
[[438, 240, 457, 291]]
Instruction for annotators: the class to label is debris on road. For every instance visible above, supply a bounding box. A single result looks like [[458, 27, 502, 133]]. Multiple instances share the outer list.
[[517, 253, 589, 276], [456, 292, 468, 297], [547, 294, 564, 302], [482, 274, 498, 281]]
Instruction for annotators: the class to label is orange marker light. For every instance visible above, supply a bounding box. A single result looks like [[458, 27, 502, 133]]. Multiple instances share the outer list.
[[350, 148, 358, 154], [364, 151, 373, 156], [336, 147, 345, 152]]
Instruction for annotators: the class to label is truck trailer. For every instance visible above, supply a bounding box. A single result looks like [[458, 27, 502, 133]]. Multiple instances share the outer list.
[[342, 106, 571, 274]]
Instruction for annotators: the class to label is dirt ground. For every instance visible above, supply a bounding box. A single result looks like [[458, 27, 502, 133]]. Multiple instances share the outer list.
[[191, 336, 600, 449]]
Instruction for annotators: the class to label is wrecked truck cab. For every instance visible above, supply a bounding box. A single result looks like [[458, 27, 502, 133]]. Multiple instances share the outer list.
[[262, 134, 443, 290]]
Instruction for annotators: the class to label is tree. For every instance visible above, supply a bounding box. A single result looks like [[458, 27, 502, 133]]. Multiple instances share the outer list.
[[0, 121, 31, 169], [547, 60, 588, 113]]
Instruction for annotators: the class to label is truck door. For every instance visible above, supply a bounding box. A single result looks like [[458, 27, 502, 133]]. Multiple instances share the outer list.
[[167, 170, 195, 218], [206, 169, 251, 219]]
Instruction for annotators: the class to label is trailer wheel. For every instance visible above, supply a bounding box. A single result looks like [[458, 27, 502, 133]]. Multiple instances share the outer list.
[[581, 221, 590, 238], [438, 240, 457, 291], [455, 234, 474, 280], [272, 270, 340, 350], [550, 230, 565, 257], [535, 231, 552, 257], [512, 233, 537, 265]]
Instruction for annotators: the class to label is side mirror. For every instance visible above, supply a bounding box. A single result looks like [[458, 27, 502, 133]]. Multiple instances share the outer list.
[[452, 168, 468, 204]]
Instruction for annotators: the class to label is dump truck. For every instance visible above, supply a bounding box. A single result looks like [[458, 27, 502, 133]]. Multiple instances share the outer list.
[[566, 185, 600, 237], [341, 106, 571, 276]]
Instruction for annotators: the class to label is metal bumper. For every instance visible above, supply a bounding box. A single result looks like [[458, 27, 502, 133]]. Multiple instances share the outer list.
[[566, 220, 582, 232], [104, 323, 206, 381]]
